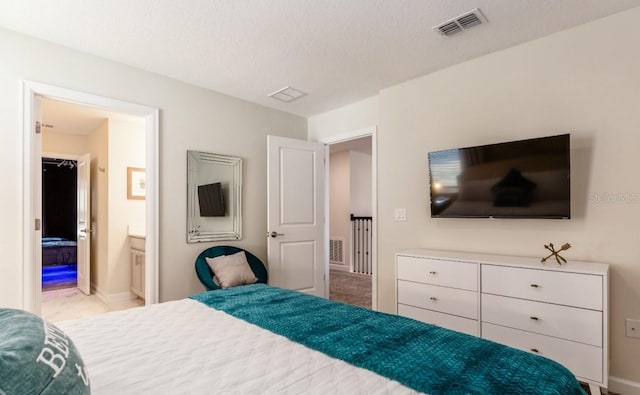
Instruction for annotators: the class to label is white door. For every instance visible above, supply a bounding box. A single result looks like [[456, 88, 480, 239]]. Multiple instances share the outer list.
[[76, 153, 91, 295], [32, 96, 43, 312], [267, 136, 326, 297]]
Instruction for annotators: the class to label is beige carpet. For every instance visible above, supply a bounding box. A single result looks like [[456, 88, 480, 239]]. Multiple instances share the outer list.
[[329, 268, 372, 309]]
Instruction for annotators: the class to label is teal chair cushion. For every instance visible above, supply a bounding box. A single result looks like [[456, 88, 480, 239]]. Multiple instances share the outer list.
[[195, 246, 268, 291], [0, 308, 90, 395]]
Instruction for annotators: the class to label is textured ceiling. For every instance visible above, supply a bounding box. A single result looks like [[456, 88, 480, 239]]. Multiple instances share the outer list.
[[2, 0, 640, 117]]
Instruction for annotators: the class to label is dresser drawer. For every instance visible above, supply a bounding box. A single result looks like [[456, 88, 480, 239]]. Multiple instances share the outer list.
[[397, 256, 477, 290], [482, 294, 602, 346], [481, 265, 602, 310], [398, 280, 478, 319], [482, 323, 603, 384], [399, 304, 478, 336]]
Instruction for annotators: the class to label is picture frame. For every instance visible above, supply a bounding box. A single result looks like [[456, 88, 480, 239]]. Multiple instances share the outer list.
[[127, 167, 146, 200]]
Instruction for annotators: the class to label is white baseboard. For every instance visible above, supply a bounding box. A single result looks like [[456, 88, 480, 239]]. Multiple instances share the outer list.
[[609, 376, 640, 395], [330, 263, 349, 272], [92, 284, 137, 304]]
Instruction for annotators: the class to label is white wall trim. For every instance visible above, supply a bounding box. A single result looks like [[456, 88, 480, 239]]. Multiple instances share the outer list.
[[92, 283, 138, 304], [317, 126, 376, 146], [316, 125, 378, 310], [22, 80, 160, 313], [609, 376, 640, 395], [330, 263, 350, 272]]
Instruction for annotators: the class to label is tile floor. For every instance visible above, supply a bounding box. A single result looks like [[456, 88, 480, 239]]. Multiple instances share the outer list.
[[41, 287, 144, 322]]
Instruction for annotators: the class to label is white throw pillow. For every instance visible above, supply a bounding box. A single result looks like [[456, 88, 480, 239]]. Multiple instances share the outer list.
[[205, 251, 258, 288]]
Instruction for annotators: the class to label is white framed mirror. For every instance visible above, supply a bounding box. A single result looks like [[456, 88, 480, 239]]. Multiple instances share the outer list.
[[187, 151, 242, 242]]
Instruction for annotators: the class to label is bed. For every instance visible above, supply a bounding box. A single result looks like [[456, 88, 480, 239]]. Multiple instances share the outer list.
[[41, 237, 77, 265], [39, 284, 585, 394], [0, 284, 586, 394]]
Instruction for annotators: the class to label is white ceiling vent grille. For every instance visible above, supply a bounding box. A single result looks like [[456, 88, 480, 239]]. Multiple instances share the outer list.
[[268, 86, 307, 103], [434, 8, 487, 37]]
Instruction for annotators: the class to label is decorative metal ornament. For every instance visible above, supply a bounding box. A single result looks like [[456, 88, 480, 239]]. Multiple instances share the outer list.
[[541, 243, 571, 264]]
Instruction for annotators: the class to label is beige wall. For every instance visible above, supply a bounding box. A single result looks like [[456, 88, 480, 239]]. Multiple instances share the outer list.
[[107, 117, 146, 296], [329, 151, 351, 268], [350, 151, 372, 216], [0, 27, 306, 308], [42, 130, 88, 155], [309, 95, 379, 140], [310, 7, 640, 385]]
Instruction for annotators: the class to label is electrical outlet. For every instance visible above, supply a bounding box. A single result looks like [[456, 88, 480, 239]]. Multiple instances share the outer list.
[[626, 319, 640, 339], [394, 208, 407, 222]]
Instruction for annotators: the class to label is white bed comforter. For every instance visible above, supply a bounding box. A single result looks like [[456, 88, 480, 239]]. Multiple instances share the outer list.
[[58, 299, 418, 394]]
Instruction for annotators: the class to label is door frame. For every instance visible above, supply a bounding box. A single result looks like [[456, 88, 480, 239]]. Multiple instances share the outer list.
[[317, 126, 378, 310], [22, 80, 160, 313]]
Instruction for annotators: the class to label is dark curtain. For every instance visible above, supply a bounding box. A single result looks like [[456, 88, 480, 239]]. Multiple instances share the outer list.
[[42, 160, 77, 240]]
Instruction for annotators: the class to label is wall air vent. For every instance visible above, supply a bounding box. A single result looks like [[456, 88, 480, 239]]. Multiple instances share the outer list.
[[329, 238, 344, 265], [434, 8, 487, 37]]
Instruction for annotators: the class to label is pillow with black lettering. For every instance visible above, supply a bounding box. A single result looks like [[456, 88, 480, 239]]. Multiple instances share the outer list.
[[0, 308, 90, 395]]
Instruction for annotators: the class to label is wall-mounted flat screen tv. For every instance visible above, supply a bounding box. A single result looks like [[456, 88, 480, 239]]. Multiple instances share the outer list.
[[428, 134, 570, 219], [198, 182, 225, 217]]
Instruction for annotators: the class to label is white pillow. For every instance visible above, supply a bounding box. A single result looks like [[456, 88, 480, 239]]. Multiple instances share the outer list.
[[205, 251, 258, 288]]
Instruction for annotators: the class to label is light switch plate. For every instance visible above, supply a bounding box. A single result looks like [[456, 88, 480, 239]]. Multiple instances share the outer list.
[[394, 208, 407, 221], [626, 319, 640, 339]]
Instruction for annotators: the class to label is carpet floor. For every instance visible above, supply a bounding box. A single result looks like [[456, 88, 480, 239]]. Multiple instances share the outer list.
[[329, 268, 372, 309]]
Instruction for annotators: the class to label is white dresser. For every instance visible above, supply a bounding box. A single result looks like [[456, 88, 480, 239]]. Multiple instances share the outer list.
[[396, 249, 609, 393], [397, 254, 479, 336]]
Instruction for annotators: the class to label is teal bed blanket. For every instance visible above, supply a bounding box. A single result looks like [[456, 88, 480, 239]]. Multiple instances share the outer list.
[[191, 284, 585, 395]]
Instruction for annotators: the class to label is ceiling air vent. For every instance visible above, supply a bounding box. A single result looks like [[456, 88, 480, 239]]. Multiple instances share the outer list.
[[434, 8, 487, 37], [268, 86, 307, 103]]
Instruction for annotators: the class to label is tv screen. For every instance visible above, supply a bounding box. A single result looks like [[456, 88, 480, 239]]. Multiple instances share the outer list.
[[428, 134, 570, 219], [198, 182, 225, 217]]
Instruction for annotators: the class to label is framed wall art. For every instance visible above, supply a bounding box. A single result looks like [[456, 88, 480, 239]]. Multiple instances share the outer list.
[[127, 167, 146, 200]]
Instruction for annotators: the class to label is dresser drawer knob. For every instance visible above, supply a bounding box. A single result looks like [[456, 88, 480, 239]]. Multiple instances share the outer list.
[[530, 316, 539, 321], [429, 271, 437, 275], [429, 297, 438, 301], [530, 348, 539, 353], [530, 284, 539, 288]]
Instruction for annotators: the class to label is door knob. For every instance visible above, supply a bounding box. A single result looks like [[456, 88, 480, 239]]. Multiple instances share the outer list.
[[80, 228, 93, 233], [267, 231, 285, 238]]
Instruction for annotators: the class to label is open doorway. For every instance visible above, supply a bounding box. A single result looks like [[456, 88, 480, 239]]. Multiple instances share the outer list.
[[22, 81, 159, 318], [39, 98, 147, 321], [326, 134, 375, 309], [41, 156, 79, 292]]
